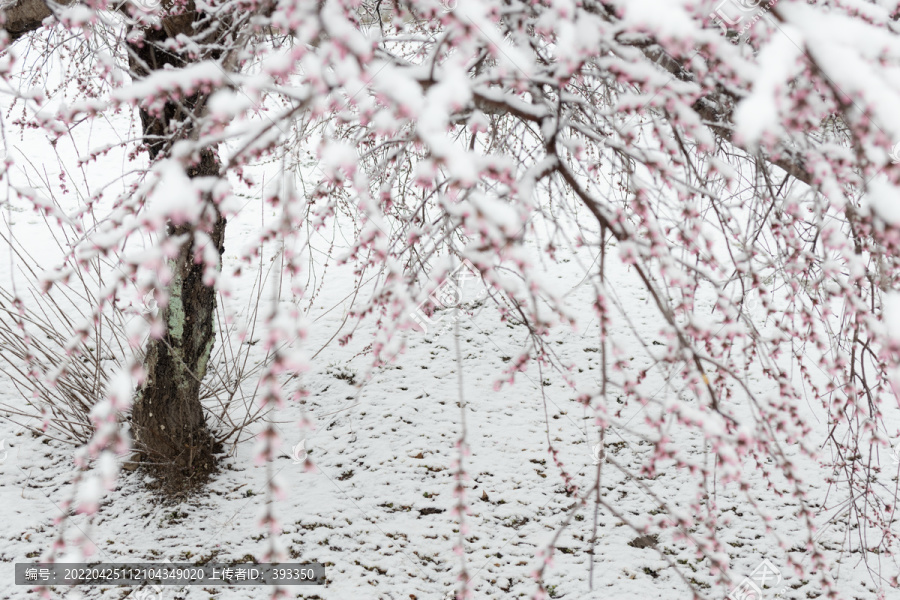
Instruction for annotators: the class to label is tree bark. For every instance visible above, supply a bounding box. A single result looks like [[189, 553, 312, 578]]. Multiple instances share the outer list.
[[0, 0, 54, 41], [126, 19, 225, 487], [1, 1, 228, 489], [130, 150, 224, 486]]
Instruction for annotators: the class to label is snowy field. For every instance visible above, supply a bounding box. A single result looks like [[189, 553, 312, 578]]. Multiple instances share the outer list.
[[0, 111, 893, 600], [1, 13, 900, 599]]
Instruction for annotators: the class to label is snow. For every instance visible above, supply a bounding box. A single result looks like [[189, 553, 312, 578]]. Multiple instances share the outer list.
[[862, 178, 900, 225], [144, 160, 206, 226], [883, 291, 900, 340], [777, 1, 900, 144], [616, 0, 700, 41], [0, 177, 884, 598], [733, 28, 805, 149], [207, 89, 255, 122], [2, 3, 900, 600]]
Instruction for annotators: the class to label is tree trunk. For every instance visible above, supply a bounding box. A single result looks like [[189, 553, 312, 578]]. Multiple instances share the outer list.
[[127, 21, 224, 488]]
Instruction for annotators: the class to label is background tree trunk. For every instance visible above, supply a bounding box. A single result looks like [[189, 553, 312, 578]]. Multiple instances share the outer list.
[[1, 0, 229, 489], [127, 22, 225, 487]]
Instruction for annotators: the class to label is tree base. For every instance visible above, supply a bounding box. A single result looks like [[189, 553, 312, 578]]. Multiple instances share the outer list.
[[131, 431, 223, 496]]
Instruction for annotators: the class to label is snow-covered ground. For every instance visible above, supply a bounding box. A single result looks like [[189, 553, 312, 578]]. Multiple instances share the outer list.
[[0, 87, 895, 600]]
